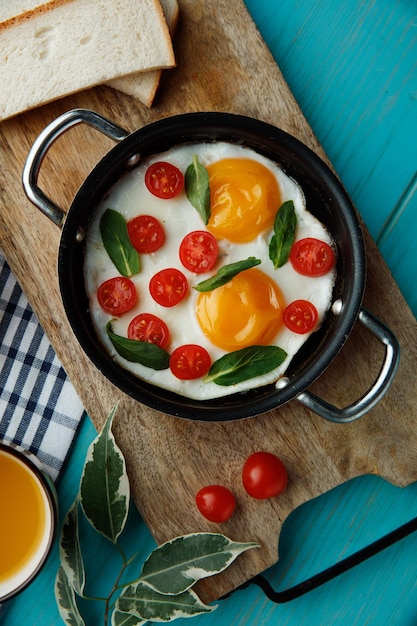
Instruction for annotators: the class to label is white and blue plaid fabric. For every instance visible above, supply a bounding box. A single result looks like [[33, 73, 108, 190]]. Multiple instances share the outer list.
[[0, 253, 85, 481]]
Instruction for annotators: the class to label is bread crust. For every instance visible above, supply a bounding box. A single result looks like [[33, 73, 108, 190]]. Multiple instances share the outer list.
[[0, 0, 74, 31]]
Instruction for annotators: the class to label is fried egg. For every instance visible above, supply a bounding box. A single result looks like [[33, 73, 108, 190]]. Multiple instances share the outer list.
[[207, 157, 281, 243], [84, 141, 336, 401]]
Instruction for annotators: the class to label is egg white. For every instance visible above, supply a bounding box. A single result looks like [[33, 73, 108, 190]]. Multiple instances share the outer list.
[[84, 142, 335, 401]]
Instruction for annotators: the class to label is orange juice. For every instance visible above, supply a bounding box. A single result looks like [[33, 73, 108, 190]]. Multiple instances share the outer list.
[[0, 444, 56, 601]]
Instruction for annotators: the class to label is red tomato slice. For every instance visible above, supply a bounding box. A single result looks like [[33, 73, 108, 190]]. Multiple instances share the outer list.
[[97, 277, 137, 316], [290, 237, 335, 276], [149, 268, 188, 307], [179, 230, 219, 274], [127, 313, 170, 349], [242, 451, 288, 500], [127, 215, 165, 253], [283, 299, 318, 334], [169, 344, 211, 380], [195, 485, 236, 523], [145, 161, 184, 199]]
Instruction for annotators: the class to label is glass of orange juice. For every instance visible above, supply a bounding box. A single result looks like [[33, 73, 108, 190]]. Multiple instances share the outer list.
[[0, 442, 58, 602]]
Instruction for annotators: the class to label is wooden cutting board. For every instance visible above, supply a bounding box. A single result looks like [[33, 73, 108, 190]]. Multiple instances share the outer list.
[[1, 0, 417, 602]]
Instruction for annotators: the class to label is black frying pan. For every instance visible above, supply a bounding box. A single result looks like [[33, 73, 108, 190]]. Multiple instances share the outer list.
[[23, 110, 400, 422]]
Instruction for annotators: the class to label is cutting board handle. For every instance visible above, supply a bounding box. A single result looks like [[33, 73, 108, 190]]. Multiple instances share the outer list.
[[22, 108, 129, 227], [296, 308, 400, 422]]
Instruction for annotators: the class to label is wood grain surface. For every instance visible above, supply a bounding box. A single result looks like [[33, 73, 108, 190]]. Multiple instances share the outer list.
[[0, 0, 416, 602]]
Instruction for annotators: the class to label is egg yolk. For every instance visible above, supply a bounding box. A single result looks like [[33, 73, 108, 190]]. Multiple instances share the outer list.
[[196, 268, 285, 351], [206, 158, 281, 243]]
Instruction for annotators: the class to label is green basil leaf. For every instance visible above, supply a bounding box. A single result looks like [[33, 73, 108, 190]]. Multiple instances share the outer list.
[[100, 208, 140, 277], [80, 404, 130, 544], [194, 257, 261, 292], [269, 200, 297, 268], [185, 155, 211, 224], [106, 321, 170, 370], [206, 345, 287, 386]]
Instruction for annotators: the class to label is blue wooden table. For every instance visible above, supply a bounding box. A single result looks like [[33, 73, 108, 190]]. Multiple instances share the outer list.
[[3, 1, 417, 624]]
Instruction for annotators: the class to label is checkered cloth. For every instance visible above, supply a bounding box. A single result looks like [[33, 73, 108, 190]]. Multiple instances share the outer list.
[[0, 253, 85, 481]]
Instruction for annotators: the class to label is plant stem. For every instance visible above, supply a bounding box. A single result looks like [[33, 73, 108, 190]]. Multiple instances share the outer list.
[[103, 542, 138, 625], [82, 593, 108, 602]]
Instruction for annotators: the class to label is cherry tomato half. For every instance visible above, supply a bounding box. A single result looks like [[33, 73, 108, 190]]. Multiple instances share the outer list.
[[196, 485, 236, 523], [242, 451, 288, 500], [145, 161, 184, 199], [127, 215, 165, 253], [97, 277, 137, 316], [179, 230, 219, 274], [290, 237, 335, 277], [283, 299, 318, 334], [127, 313, 170, 349], [149, 268, 188, 307], [170, 344, 211, 380]]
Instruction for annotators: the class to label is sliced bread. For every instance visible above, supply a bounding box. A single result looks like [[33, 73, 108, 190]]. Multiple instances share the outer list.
[[0, 0, 175, 121], [107, 0, 179, 107]]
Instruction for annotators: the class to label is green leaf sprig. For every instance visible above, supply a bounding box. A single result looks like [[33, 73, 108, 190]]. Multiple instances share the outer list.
[[106, 321, 170, 370], [194, 257, 261, 292], [269, 200, 297, 269], [100, 208, 140, 277], [55, 405, 258, 626], [206, 345, 287, 386], [185, 155, 211, 224]]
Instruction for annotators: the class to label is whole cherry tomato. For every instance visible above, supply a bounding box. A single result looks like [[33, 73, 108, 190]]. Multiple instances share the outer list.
[[169, 344, 211, 380], [283, 299, 318, 334], [127, 215, 165, 253], [97, 277, 137, 316], [145, 161, 184, 199], [196, 485, 236, 523], [290, 237, 335, 277], [242, 451, 288, 500], [179, 230, 218, 274]]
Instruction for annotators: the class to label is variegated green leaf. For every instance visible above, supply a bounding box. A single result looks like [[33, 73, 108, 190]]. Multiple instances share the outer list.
[[80, 404, 130, 543], [55, 565, 86, 626], [116, 581, 215, 622], [111, 609, 147, 626], [140, 532, 259, 595], [59, 498, 85, 596]]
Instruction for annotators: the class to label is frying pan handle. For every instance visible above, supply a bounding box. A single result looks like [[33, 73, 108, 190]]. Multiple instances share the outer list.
[[296, 308, 400, 423], [22, 108, 129, 227]]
